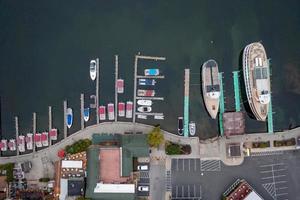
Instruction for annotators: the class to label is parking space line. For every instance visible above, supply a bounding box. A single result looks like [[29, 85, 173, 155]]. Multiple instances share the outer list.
[[194, 159, 197, 171], [276, 187, 288, 190], [183, 159, 185, 171], [260, 168, 286, 173], [176, 159, 178, 171], [181, 185, 184, 198], [260, 163, 284, 168], [176, 185, 178, 198], [194, 184, 196, 197], [262, 174, 286, 180], [276, 192, 288, 196], [188, 185, 190, 198], [189, 159, 191, 171]]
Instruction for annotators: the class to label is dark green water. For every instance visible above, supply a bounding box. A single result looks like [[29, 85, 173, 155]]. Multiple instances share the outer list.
[[0, 0, 300, 141]]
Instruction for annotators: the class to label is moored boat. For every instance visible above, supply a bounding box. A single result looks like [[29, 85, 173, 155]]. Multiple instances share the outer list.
[[99, 106, 106, 120], [126, 101, 133, 118], [137, 89, 155, 97], [178, 117, 183, 135], [137, 100, 152, 106], [49, 129, 58, 141], [189, 122, 196, 136], [17, 136, 25, 152], [8, 139, 16, 151], [137, 114, 147, 119], [242, 42, 270, 121], [90, 60, 97, 81], [116, 79, 124, 93], [154, 115, 164, 120], [107, 103, 115, 120], [118, 102, 125, 117], [138, 79, 156, 86], [201, 59, 220, 119], [41, 132, 49, 147], [145, 69, 159, 76], [34, 133, 42, 148], [0, 139, 7, 151], [66, 108, 73, 128], [84, 108, 90, 122], [26, 133, 33, 150], [137, 106, 152, 113]]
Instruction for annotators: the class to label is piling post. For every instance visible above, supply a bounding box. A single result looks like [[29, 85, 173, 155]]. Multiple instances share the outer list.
[[15, 116, 19, 156], [33, 112, 36, 152], [133, 55, 138, 123], [48, 106, 52, 146], [63, 100, 67, 138], [96, 58, 100, 124], [115, 55, 119, 122], [80, 93, 84, 130]]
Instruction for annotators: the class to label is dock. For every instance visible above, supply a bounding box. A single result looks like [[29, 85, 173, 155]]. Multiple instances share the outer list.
[[136, 55, 166, 61], [115, 55, 118, 122], [32, 112, 36, 152], [136, 75, 165, 79], [63, 100, 67, 138], [80, 94, 84, 130], [15, 116, 19, 156], [267, 59, 274, 134], [96, 58, 100, 124], [184, 69, 190, 137], [136, 97, 164, 101], [218, 72, 225, 136], [48, 106, 52, 131], [133, 55, 138, 123], [233, 71, 241, 112]]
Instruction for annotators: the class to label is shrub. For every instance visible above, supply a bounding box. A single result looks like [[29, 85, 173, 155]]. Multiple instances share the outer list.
[[0, 163, 14, 182], [147, 126, 164, 148], [65, 139, 92, 154], [39, 177, 50, 182], [165, 141, 191, 155]]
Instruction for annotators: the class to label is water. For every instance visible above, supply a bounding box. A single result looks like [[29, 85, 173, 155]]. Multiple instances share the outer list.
[[0, 0, 300, 142]]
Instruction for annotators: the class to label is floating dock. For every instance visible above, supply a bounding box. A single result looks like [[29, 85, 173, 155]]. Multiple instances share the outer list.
[[184, 69, 190, 137], [115, 55, 119, 122], [80, 94, 84, 130], [233, 71, 241, 112], [218, 72, 225, 136], [267, 59, 274, 134], [63, 100, 67, 138], [15, 116, 19, 156], [96, 58, 100, 124], [135, 112, 164, 116], [32, 112, 36, 152], [136, 96, 164, 101]]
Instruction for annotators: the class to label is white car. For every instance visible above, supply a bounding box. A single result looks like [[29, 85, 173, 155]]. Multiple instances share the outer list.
[[138, 186, 149, 192], [137, 165, 148, 171], [137, 106, 152, 113]]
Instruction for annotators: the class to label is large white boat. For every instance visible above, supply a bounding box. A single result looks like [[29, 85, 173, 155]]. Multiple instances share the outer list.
[[137, 106, 152, 113], [126, 101, 133, 118], [107, 103, 115, 120], [90, 60, 97, 81], [99, 106, 106, 120], [243, 42, 270, 121], [201, 59, 220, 119], [0, 139, 7, 151], [66, 108, 73, 128], [26, 133, 33, 150], [17, 136, 25, 153], [137, 100, 152, 106], [41, 132, 49, 147]]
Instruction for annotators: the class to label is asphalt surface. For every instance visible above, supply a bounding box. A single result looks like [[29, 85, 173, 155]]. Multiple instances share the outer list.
[[137, 163, 150, 197], [150, 163, 166, 200], [171, 150, 300, 200]]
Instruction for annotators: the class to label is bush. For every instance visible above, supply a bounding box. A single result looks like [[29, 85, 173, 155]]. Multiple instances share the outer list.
[[252, 141, 270, 148], [165, 141, 191, 155], [65, 139, 92, 154], [274, 138, 296, 147], [39, 177, 50, 182], [0, 163, 14, 182]]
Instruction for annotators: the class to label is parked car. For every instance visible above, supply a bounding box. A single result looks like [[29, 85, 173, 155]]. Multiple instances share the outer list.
[[137, 165, 148, 171], [138, 186, 149, 192]]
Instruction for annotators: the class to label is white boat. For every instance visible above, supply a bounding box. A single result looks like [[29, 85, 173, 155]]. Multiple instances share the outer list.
[[116, 79, 124, 93], [189, 122, 196, 136], [0, 139, 7, 151], [126, 101, 133, 118], [137, 114, 147, 119], [49, 129, 58, 141], [17, 136, 25, 153], [118, 102, 125, 117], [154, 115, 164, 120], [41, 132, 49, 147], [144, 69, 159, 76], [84, 108, 90, 122], [107, 103, 115, 120], [138, 79, 156, 86], [137, 89, 155, 97], [66, 108, 73, 129], [34, 133, 42, 148], [137, 100, 152, 106], [137, 106, 152, 113], [8, 139, 16, 151], [90, 60, 97, 81], [99, 106, 106, 120], [26, 133, 33, 150]]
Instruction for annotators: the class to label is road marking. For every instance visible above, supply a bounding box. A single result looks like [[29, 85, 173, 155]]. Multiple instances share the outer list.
[[194, 184, 196, 197], [188, 184, 190, 198], [189, 159, 191, 171], [194, 159, 197, 171], [262, 174, 286, 180], [181, 185, 184, 197], [175, 185, 178, 198], [183, 159, 185, 171], [260, 163, 284, 168], [200, 160, 221, 171], [260, 168, 286, 173]]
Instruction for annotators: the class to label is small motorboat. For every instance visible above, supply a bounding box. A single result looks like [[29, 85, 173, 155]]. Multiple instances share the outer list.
[[137, 100, 152, 106], [107, 103, 115, 120], [189, 122, 196, 136], [99, 106, 106, 120], [178, 117, 183, 135], [137, 106, 152, 113], [49, 129, 58, 141], [154, 115, 164, 120], [84, 108, 90, 122], [0, 139, 7, 151], [137, 114, 147, 120], [90, 60, 97, 81], [116, 79, 124, 93], [17, 136, 25, 153], [126, 101, 133, 118], [26, 133, 33, 150], [8, 139, 16, 151], [41, 132, 49, 147], [118, 102, 125, 117], [66, 108, 73, 128], [34, 133, 42, 148], [145, 69, 159, 76], [139, 79, 156, 86], [137, 89, 155, 97]]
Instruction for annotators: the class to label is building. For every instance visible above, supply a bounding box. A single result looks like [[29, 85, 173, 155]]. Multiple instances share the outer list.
[[223, 112, 245, 136], [223, 179, 263, 200], [85, 133, 149, 200]]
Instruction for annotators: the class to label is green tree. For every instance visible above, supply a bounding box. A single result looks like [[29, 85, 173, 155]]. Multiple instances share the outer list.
[[147, 126, 164, 148]]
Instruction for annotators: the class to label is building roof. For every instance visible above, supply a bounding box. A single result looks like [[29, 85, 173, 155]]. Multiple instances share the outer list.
[[68, 179, 84, 196], [61, 160, 83, 168], [94, 183, 135, 193], [21, 161, 32, 173], [223, 112, 245, 136]]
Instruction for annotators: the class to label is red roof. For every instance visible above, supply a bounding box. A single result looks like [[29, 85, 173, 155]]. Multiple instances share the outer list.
[[34, 134, 41, 142], [25, 136, 32, 143], [49, 129, 57, 137], [117, 79, 124, 87]]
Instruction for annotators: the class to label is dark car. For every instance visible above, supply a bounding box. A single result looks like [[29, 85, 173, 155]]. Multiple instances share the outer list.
[[178, 117, 183, 135]]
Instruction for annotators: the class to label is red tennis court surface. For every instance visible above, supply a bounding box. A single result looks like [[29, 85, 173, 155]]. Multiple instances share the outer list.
[[99, 148, 128, 183]]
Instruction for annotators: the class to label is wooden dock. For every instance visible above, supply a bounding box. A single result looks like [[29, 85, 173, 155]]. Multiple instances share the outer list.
[[48, 106, 52, 131], [96, 58, 100, 124], [80, 94, 84, 130], [63, 100, 67, 138], [32, 112, 36, 152], [133, 55, 138, 123], [136, 55, 166, 61], [15, 116, 19, 156], [115, 55, 119, 122], [135, 112, 164, 116]]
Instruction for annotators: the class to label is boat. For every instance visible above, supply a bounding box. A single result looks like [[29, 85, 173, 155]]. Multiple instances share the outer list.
[[17, 136, 25, 153], [116, 79, 124, 93], [107, 103, 115, 120], [84, 108, 90, 122], [99, 106, 106, 120], [137, 114, 147, 119], [126, 101, 133, 118], [8, 139, 16, 151], [137, 106, 152, 113], [49, 129, 58, 141], [118, 102, 125, 117], [90, 60, 97, 81], [178, 117, 183, 135], [138, 79, 156, 86], [0, 140, 7, 151], [145, 69, 159, 76], [137, 100, 152, 106], [201, 59, 220, 119], [26, 133, 33, 150], [66, 108, 73, 128], [41, 132, 49, 147], [137, 89, 155, 97], [154, 115, 164, 120], [34, 133, 42, 148], [189, 122, 196, 136], [243, 42, 271, 121]]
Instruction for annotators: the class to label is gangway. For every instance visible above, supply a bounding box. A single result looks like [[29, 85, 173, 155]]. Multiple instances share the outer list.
[[183, 69, 190, 137], [218, 72, 225, 136]]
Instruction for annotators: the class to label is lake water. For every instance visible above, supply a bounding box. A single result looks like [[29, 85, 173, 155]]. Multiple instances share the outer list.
[[0, 0, 300, 142]]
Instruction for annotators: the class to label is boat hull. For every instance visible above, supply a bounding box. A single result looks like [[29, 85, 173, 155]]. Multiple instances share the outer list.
[[66, 108, 73, 128]]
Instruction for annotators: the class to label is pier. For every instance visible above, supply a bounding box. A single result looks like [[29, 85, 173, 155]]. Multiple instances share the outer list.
[[267, 59, 274, 134], [48, 106, 52, 131], [80, 94, 84, 130], [184, 69, 190, 137], [115, 55, 119, 122], [136, 55, 166, 61], [63, 100, 67, 138], [135, 112, 164, 116], [15, 116, 19, 156], [233, 71, 241, 112], [136, 97, 164, 101], [33, 112, 36, 152], [96, 58, 100, 124], [218, 72, 225, 136]]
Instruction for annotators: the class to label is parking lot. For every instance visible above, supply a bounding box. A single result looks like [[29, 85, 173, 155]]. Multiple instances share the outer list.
[[137, 163, 150, 197], [171, 150, 300, 200]]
